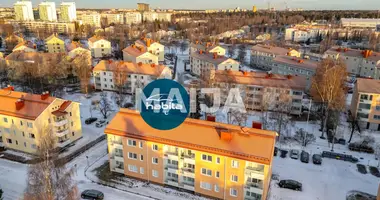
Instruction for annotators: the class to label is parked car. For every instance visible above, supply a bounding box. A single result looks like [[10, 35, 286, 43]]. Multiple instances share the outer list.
[[300, 151, 310, 163], [290, 150, 299, 159], [85, 117, 97, 125], [312, 154, 322, 165], [81, 189, 104, 200], [280, 150, 288, 158], [95, 120, 108, 128], [349, 143, 374, 154], [322, 151, 358, 163], [369, 166, 380, 178], [274, 147, 278, 156], [278, 180, 302, 191], [357, 164, 368, 174], [338, 138, 346, 145]]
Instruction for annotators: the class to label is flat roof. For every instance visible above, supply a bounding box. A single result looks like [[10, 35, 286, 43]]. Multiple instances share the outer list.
[[325, 47, 380, 62], [190, 52, 230, 65], [105, 109, 277, 165], [356, 78, 380, 94], [93, 60, 167, 77], [252, 44, 296, 56], [273, 55, 318, 70]]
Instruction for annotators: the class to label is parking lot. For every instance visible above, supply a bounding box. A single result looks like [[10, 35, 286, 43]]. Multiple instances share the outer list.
[[269, 148, 379, 200]]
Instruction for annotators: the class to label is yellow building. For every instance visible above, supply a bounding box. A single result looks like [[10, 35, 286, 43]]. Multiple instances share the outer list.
[[253, 6, 257, 13], [45, 34, 66, 53], [0, 87, 82, 154], [105, 109, 277, 200]]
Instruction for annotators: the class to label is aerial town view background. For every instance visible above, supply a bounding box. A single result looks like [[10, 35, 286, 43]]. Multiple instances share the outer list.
[[0, 0, 379, 199]]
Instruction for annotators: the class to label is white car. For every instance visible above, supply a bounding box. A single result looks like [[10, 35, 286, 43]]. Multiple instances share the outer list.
[[95, 120, 108, 128]]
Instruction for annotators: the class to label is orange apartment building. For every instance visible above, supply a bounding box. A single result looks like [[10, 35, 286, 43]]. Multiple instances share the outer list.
[[105, 109, 277, 200], [351, 78, 380, 130]]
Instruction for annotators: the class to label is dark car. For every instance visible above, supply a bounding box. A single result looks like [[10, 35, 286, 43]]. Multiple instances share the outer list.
[[312, 154, 322, 165], [300, 151, 309, 163], [280, 150, 288, 158], [369, 166, 380, 178], [278, 180, 302, 191], [85, 117, 97, 125], [357, 164, 368, 174], [274, 147, 278, 156], [81, 189, 104, 200]]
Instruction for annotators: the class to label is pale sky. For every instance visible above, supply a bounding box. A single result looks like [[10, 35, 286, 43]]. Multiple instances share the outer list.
[[1, 0, 380, 10]]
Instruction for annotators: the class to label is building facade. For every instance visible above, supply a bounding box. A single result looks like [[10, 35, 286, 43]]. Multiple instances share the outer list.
[[105, 109, 277, 200], [125, 12, 142, 25], [350, 78, 380, 130], [0, 87, 82, 154], [81, 13, 101, 27], [59, 2, 77, 22], [8, 21, 76, 34], [157, 12, 172, 22], [137, 3, 150, 12], [190, 42, 226, 56], [101, 13, 124, 25], [123, 46, 159, 65], [14, 0, 34, 21], [92, 60, 172, 92], [45, 34, 65, 53], [143, 12, 158, 22], [39, 1, 57, 22], [271, 55, 318, 80], [324, 47, 380, 77], [341, 18, 380, 29], [88, 36, 112, 58], [134, 39, 165, 62], [190, 51, 240, 79], [210, 70, 307, 115], [251, 45, 301, 70]]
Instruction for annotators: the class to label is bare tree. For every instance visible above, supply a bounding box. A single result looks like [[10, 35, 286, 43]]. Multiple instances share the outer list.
[[97, 92, 112, 119], [237, 44, 247, 63], [260, 89, 276, 130], [24, 127, 77, 200], [180, 41, 188, 54], [375, 144, 380, 167], [271, 92, 293, 138], [347, 110, 361, 143], [113, 63, 128, 107], [310, 58, 347, 138], [369, 32, 378, 51], [73, 53, 92, 94], [227, 45, 236, 58], [294, 128, 316, 147]]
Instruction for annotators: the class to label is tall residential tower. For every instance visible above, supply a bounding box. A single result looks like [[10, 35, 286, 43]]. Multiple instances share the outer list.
[[39, 1, 57, 22], [60, 2, 77, 22], [14, 0, 34, 21]]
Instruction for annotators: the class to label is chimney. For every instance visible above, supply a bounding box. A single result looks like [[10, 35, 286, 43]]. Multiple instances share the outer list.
[[3, 85, 14, 91], [151, 63, 156, 68], [252, 122, 262, 129], [138, 62, 143, 67], [108, 60, 112, 64], [15, 97, 25, 110], [213, 52, 218, 59], [243, 71, 248, 76], [298, 59, 304, 63], [344, 48, 348, 52], [220, 129, 233, 142], [195, 40, 199, 44], [206, 115, 216, 122], [287, 74, 292, 79], [146, 39, 151, 47], [41, 91, 50, 100], [199, 50, 203, 54]]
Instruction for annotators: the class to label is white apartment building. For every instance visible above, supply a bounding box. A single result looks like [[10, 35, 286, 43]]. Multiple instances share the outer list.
[[0, 86, 82, 154], [88, 36, 112, 58], [324, 47, 380, 78], [157, 12, 172, 22], [190, 51, 240, 79], [251, 44, 301, 70], [123, 46, 159, 65], [190, 42, 226, 56], [125, 12, 142, 25], [12, 41, 36, 52], [143, 12, 158, 22], [341, 18, 380, 29], [93, 60, 172, 92], [14, 1, 34, 21], [271, 56, 318, 80], [285, 27, 328, 42], [81, 13, 101, 27], [9, 21, 76, 34], [59, 2, 77, 22], [101, 13, 124, 25], [211, 70, 307, 115], [135, 39, 165, 62], [39, 1, 57, 22]]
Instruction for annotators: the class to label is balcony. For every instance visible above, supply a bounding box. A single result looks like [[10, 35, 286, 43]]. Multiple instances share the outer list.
[[56, 129, 69, 137], [57, 139, 71, 148], [183, 184, 195, 191], [110, 140, 123, 149], [245, 182, 263, 190], [113, 167, 124, 174], [182, 168, 195, 178], [244, 185, 263, 195], [165, 164, 179, 174], [54, 119, 68, 127], [358, 108, 370, 114], [114, 153, 124, 162], [165, 151, 179, 160], [166, 179, 179, 187]]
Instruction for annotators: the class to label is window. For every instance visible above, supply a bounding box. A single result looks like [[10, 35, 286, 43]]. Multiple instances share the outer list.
[[230, 188, 237, 197], [31, 144, 37, 149], [152, 144, 158, 151], [15, 140, 18, 145], [231, 175, 238, 182], [214, 185, 220, 192], [27, 122, 33, 128], [361, 94, 369, 100], [201, 154, 212, 162], [374, 115, 380, 120], [22, 132, 25, 137], [216, 157, 220, 164], [357, 113, 369, 119], [140, 167, 144, 174], [216, 171, 220, 178], [29, 133, 35, 138], [72, 132, 75, 136], [24, 142, 27, 147], [359, 103, 371, 110], [292, 99, 302, 103], [152, 170, 158, 177], [200, 182, 212, 190], [128, 165, 138, 173], [231, 160, 239, 168], [3, 117, 8, 123], [201, 168, 212, 176], [6, 139, 12, 144], [4, 128, 10, 133], [140, 155, 144, 161], [128, 152, 137, 160], [71, 122, 74, 126], [128, 139, 137, 146], [70, 112, 72, 116], [292, 91, 302, 96], [376, 106, 380, 111], [139, 141, 143, 148], [152, 157, 158, 164], [20, 121, 23, 126], [48, 118, 51, 124]]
